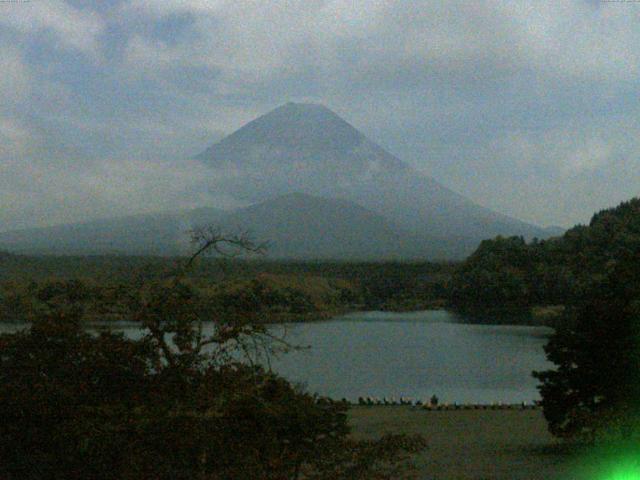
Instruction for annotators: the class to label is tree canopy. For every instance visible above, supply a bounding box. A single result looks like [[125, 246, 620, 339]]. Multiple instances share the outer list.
[[449, 198, 640, 440], [449, 198, 640, 320], [529, 199, 640, 440], [533, 251, 640, 441]]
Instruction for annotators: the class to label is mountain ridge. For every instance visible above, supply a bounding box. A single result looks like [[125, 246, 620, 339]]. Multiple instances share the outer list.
[[0, 103, 561, 259], [196, 102, 550, 246], [0, 193, 469, 259]]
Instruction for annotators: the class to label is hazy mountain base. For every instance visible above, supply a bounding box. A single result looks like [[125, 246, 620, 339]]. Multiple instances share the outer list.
[[0, 208, 225, 257], [0, 193, 475, 260]]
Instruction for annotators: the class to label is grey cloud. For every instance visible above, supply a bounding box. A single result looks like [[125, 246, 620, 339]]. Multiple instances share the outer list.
[[0, 156, 242, 231], [0, 0, 639, 231], [0, 1, 104, 55]]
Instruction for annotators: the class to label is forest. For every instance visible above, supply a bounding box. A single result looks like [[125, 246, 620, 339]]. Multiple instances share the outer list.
[[0, 233, 428, 479], [448, 198, 640, 324], [0, 253, 453, 325]]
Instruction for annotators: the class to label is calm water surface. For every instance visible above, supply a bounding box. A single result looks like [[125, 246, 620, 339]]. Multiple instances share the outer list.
[[269, 310, 551, 404], [0, 310, 552, 403]]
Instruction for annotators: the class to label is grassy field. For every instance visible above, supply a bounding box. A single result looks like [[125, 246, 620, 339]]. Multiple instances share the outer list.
[[348, 406, 592, 480]]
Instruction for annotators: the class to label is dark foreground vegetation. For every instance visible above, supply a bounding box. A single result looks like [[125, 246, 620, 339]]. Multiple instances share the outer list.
[[0, 234, 426, 480], [533, 225, 640, 442], [533, 267, 640, 442]]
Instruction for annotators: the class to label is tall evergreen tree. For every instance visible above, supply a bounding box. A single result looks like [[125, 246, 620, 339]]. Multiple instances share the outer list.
[[533, 249, 640, 440]]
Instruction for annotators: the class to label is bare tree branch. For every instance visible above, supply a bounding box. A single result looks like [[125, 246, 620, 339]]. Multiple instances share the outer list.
[[184, 226, 267, 272], [131, 225, 290, 370]]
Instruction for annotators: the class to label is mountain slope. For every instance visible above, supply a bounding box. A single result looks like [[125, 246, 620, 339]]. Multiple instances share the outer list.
[[217, 192, 454, 259], [0, 194, 463, 259], [196, 102, 550, 252], [0, 208, 225, 256], [0, 103, 557, 260]]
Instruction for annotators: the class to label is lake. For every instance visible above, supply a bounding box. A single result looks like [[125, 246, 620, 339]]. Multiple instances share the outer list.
[[0, 310, 552, 404]]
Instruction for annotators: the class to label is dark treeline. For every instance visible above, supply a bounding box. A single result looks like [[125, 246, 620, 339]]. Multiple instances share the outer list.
[[449, 198, 640, 323], [0, 254, 454, 324]]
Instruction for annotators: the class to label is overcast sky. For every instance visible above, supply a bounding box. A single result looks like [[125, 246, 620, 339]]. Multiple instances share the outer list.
[[1, 0, 639, 230]]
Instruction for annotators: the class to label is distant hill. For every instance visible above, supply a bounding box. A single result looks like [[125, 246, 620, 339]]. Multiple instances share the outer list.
[[217, 192, 465, 259], [0, 208, 224, 256], [540, 226, 566, 237], [0, 193, 472, 259], [196, 102, 554, 253]]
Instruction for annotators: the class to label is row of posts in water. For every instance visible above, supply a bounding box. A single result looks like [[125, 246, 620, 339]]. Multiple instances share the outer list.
[[340, 396, 541, 410]]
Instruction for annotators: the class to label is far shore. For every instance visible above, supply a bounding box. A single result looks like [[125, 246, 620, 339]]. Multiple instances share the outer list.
[[0, 303, 563, 327]]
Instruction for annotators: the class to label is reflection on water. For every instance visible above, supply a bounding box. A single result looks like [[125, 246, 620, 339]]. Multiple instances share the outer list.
[[0, 310, 552, 403]]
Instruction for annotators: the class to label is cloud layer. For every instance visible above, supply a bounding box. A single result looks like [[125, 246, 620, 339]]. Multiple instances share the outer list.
[[1, 0, 639, 230]]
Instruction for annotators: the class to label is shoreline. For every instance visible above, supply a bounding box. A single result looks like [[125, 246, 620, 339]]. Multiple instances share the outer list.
[[0, 306, 558, 329]]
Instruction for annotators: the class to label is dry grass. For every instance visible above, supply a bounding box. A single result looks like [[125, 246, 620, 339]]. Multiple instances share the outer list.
[[348, 406, 579, 479]]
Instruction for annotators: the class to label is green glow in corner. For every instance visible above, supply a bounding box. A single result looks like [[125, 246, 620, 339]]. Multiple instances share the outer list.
[[595, 450, 640, 480], [568, 436, 640, 480], [605, 463, 640, 480]]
